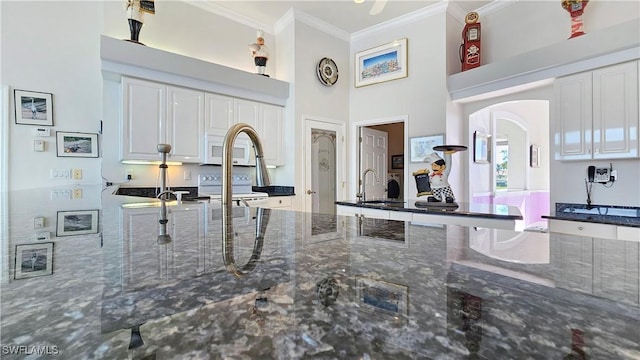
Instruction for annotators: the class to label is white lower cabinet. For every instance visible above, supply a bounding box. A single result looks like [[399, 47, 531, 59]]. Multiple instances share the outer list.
[[262, 196, 292, 210], [548, 219, 638, 241]]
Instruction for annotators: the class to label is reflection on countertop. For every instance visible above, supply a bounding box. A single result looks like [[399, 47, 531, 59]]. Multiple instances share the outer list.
[[1, 187, 638, 359]]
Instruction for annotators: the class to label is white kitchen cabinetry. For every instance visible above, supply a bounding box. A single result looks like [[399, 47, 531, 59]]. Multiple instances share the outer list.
[[262, 196, 292, 210], [205, 94, 284, 166], [259, 103, 284, 166], [122, 77, 204, 162], [554, 60, 639, 160], [204, 93, 233, 136], [548, 219, 638, 241]]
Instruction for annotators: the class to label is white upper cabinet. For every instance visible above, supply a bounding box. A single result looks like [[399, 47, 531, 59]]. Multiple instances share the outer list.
[[258, 103, 284, 166], [167, 86, 204, 162], [122, 77, 166, 161], [122, 77, 204, 162], [204, 93, 233, 135], [554, 60, 639, 160], [204, 95, 284, 166], [592, 61, 639, 159]]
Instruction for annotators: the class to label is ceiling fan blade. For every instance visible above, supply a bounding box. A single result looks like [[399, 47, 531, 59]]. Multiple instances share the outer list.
[[369, 0, 387, 15]]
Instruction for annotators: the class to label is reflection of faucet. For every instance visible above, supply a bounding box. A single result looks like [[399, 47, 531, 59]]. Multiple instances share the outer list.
[[357, 168, 378, 202], [222, 207, 270, 278], [221, 123, 271, 278], [157, 199, 171, 245]]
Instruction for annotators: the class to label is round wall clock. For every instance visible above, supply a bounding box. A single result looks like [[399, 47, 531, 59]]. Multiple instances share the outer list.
[[317, 57, 339, 86]]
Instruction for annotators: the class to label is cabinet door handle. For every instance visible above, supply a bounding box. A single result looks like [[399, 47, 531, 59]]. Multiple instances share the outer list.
[[578, 226, 584, 230]]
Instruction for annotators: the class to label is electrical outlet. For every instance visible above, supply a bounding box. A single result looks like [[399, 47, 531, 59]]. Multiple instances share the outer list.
[[184, 170, 191, 181], [73, 168, 82, 180], [611, 170, 618, 181], [73, 189, 83, 199], [126, 169, 133, 180]]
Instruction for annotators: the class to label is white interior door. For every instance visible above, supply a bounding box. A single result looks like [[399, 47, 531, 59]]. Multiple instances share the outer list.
[[360, 127, 387, 199], [304, 119, 344, 214]]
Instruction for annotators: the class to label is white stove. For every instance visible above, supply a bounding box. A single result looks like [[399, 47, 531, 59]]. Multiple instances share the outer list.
[[198, 170, 268, 205]]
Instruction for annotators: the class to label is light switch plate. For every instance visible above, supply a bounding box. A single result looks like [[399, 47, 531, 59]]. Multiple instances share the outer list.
[[34, 217, 44, 229]]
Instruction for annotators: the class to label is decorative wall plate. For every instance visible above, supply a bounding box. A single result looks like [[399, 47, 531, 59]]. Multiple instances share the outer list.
[[317, 57, 338, 86]]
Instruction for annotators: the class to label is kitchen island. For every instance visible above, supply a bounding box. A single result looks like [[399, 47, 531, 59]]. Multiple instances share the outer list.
[[1, 188, 638, 359], [337, 199, 523, 230]]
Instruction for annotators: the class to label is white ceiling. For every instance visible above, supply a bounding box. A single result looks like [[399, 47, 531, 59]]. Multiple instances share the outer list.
[[209, 0, 493, 34]]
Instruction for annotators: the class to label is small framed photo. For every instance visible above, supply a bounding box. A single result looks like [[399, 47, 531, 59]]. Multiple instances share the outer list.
[[391, 154, 404, 169], [473, 131, 490, 164], [14, 89, 53, 126], [56, 210, 99, 237], [356, 277, 408, 319], [530, 144, 540, 168], [355, 38, 408, 88], [14, 243, 54, 280], [409, 134, 444, 163], [56, 131, 99, 158]]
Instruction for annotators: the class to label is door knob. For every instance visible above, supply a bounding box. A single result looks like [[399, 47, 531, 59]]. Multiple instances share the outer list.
[[306, 190, 316, 195]]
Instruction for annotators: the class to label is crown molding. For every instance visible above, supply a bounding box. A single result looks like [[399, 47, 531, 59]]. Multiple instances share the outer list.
[[178, 0, 274, 35], [277, 9, 350, 41], [446, 2, 468, 23], [351, 1, 449, 41], [476, 0, 519, 17]]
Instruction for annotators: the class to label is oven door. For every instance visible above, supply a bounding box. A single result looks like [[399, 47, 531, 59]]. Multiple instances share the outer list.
[[204, 134, 253, 165]]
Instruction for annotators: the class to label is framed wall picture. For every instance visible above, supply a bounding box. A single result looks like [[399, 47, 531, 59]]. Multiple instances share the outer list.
[[14, 89, 53, 126], [56, 210, 99, 236], [409, 134, 444, 163], [355, 38, 408, 87], [530, 144, 540, 168], [473, 131, 490, 164], [391, 154, 404, 169], [14, 242, 54, 279], [56, 131, 99, 158]]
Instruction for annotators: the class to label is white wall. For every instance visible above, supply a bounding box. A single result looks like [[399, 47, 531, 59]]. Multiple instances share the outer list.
[[291, 20, 350, 208], [2, 1, 103, 191], [479, 0, 640, 65], [350, 12, 449, 200]]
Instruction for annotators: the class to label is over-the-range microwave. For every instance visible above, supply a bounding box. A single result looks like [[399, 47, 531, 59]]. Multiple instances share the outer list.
[[203, 134, 254, 165]]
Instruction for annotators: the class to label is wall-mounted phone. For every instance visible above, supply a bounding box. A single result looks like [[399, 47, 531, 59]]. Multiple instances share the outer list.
[[587, 165, 611, 183]]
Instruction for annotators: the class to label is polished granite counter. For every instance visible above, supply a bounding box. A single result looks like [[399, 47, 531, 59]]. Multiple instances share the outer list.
[[543, 202, 640, 227], [336, 199, 523, 220], [1, 189, 639, 359]]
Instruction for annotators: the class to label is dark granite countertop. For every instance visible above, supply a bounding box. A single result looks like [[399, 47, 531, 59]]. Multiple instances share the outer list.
[[1, 189, 638, 359], [543, 202, 640, 228], [336, 199, 523, 220]]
